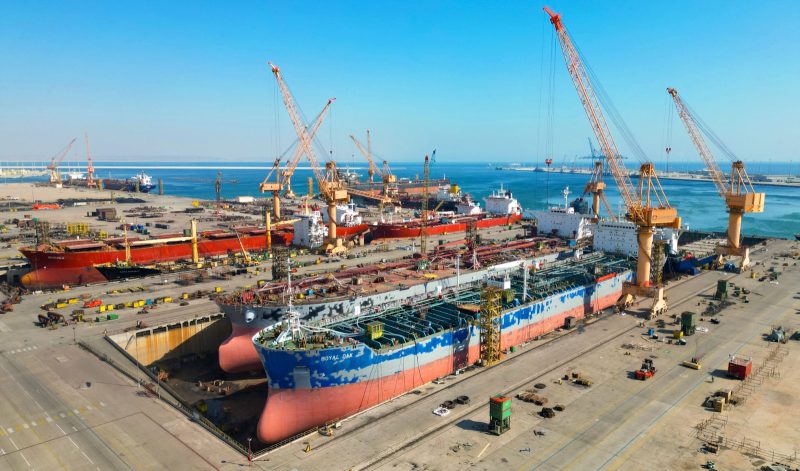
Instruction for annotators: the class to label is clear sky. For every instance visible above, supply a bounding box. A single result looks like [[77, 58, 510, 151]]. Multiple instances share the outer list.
[[1, 1, 797, 163]]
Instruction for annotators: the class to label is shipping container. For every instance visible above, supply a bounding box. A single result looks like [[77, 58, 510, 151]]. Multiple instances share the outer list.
[[728, 356, 752, 380]]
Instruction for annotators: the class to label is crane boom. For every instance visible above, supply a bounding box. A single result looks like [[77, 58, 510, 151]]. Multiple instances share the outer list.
[[48, 138, 77, 184], [281, 98, 335, 186], [544, 7, 676, 228], [544, 6, 678, 316], [349, 132, 380, 181], [270, 61, 347, 253], [666, 88, 728, 197], [667, 87, 765, 269], [269, 62, 329, 195]]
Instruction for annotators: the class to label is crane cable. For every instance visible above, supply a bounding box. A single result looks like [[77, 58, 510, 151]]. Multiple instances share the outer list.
[[571, 35, 648, 165]]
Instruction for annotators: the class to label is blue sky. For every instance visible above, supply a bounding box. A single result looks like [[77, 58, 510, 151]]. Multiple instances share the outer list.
[[0, 1, 797, 163]]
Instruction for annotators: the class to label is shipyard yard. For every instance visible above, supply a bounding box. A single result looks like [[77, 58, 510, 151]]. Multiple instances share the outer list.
[[3, 2, 800, 470], [0, 179, 796, 470]]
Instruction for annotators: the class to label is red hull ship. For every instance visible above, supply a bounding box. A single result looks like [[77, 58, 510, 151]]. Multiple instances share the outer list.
[[20, 224, 369, 289], [372, 213, 522, 240]]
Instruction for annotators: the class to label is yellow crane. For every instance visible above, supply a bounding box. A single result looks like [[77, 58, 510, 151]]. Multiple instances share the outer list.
[[545, 7, 681, 317], [667, 88, 765, 270], [47, 138, 77, 185], [259, 98, 335, 220], [269, 62, 348, 254], [349, 130, 378, 183], [349, 130, 399, 206]]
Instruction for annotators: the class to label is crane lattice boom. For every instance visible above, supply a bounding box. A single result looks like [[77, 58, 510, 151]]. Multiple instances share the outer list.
[[544, 7, 677, 228], [269, 62, 342, 201], [666, 88, 729, 196]]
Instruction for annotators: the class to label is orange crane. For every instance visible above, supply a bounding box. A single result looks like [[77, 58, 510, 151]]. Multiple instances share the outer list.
[[667, 88, 765, 269], [84, 133, 96, 188], [349, 130, 398, 201], [47, 138, 77, 184], [545, 7, 680, 316], [269, 62, 348, 253], [260, 98, 335, 219]]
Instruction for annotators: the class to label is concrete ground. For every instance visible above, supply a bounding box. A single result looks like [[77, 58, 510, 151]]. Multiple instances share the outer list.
[[253, 240, 800, 471], [1, 183, 798, 470]]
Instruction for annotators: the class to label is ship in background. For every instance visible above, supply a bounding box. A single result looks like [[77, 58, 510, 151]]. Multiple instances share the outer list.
[[251, 252, 632, 443], [66, 171, 156, 193], [371, 185, 523, 240]]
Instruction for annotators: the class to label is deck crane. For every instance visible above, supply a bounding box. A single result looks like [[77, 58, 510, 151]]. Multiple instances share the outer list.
[[667, 88, 765, 269], [47, 138, 77, 184], [84, 133, 96, 188], [260, 98, 335, 219], [349, 131, 398, 201], [544, 7, 680, 316], [269, 62, 348, 253]]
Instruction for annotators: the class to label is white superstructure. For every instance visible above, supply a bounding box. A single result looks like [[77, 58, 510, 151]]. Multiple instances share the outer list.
[[321, 202, 363, 227], [483, 185, 522, 216], [525, 187, 594, 240], [455, 196, 482, 215], [592, 220, 680, 259], [293, 210, 328, 249]]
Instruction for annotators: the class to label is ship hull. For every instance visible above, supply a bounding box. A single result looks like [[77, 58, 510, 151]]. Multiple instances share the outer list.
[[20, 232, 293, 288], [253, 271, 630, 443], [349, 178, 450, 196], [372, 214, 522, 240], [217, 250, 563, 373], [20, 221, 371, 289]]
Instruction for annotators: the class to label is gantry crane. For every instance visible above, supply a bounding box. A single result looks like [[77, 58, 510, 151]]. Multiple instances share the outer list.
[[84, 133, 96, 188], [545, 7, 681, 316], [349, 130, 398, 201], [269, 62, 348, 253], [667, 88, 765, 269], [47, 138, 77, 184], [260, 98, 335, 219]]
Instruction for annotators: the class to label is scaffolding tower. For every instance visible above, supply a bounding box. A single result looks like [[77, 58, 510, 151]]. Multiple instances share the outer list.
[[479, 286, 502, 366], [272, 247, 288, 281], [465, 218, 480, 268]]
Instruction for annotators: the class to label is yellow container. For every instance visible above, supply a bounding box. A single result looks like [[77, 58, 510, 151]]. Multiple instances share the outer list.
[[182, 293, 189, 299], [163, 297, 173, 303], [125, 301, 133, 308], [673, 330, 684, 339], [67, 298, 78, 304], [214, 287, 221, 293], [99, 305, 107, 313], [106, 305, 114, 311], [56, 303, 67, 309]]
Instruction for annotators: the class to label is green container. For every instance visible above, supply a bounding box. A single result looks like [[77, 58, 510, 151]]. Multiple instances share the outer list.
[[489, 395, 512, 420], [681, 311, 695, 328], [107, 313, 119, 320]]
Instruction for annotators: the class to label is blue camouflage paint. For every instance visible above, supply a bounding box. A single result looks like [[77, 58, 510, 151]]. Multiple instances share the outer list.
[[255, 271, 632, 390]]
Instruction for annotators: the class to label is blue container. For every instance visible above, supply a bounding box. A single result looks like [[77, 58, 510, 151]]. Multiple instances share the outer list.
[[647, 328, 655, 337]]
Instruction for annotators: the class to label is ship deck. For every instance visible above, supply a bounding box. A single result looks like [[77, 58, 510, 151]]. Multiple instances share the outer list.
[[259, 252, 632, 351], [221, 238, 565, 308]]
